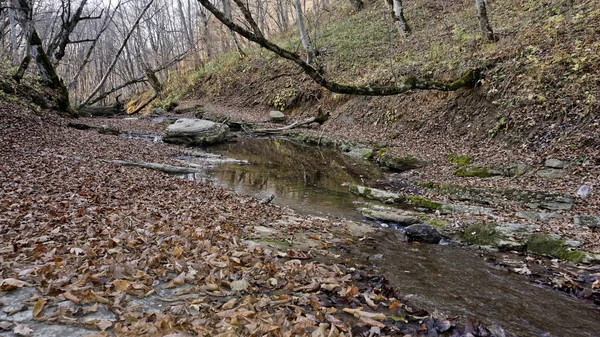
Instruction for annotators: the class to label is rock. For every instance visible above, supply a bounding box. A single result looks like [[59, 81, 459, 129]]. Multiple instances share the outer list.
[[173, 103, 202, 114], [163, 118, 229, 146], [361, 208, 422, 225], [97, 125, 120, 135], [515, 211, 563, 222], [403, 224, 442, 244], [454, 165, 502, 178], [495, 222, 540, 237], [343, 147, 373, 160], [269, 111, 286, 122], [497, 240, 525, 252], [349, 185, 403, 203], [377, 152, 426, 172], [577, 184, 591, 198], [536, 169, 567, 179], [574, 215, 600, 229], [441, 204, 494, 216], [202, 112, 229, 123], [545, 158, 568, 169], [150, 108, 167, 116], [564, 240, 582, 249], [502, 162, 533, 177]]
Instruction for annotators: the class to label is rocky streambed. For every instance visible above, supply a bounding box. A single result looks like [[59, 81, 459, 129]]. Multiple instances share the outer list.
[[40, 113, 600, 336]]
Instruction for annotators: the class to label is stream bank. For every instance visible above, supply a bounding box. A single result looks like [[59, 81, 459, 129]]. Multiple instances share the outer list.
[[2, 107, 600, 336]]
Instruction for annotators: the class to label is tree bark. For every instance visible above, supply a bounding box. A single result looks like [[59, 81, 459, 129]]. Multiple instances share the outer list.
[[222, 0, 245, 57], [475, 0, 496, 41], [389, 0, 411, 36], [196, 0, 480, 96], [293, 0, 315, 63]]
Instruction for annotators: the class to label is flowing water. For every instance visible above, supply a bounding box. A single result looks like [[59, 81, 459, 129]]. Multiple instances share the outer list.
[[189, 136, 600, 337]]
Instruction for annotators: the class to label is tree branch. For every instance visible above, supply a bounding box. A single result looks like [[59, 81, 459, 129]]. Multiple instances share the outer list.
[[196, 0, 479, 96]]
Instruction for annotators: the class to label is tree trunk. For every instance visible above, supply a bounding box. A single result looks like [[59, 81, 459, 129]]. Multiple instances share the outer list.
[[349, 0, 363, 12], [389, 0, 411, 36], [293, 0, 315, 63], [11, 0, 70, 111], [475, 0, 496, 41], [222, 0, 245, 57]]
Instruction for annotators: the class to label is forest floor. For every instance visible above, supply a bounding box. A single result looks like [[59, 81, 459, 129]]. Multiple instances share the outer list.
[[0, 103, 512, 336]]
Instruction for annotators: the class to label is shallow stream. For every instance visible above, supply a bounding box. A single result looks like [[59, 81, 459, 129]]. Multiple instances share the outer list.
[[192, 136, 600, 337]]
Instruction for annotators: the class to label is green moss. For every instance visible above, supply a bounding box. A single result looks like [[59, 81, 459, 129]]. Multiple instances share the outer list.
[[461, 223, 502, 246], [454, 166, 492, 178], [349, 184, 372, 197], [448, 154, 472, 167], [427, 219, 448, 229], [526, 234, 586, 263], [406, 196, 442, 211], [418, 181, 438, 189], [362, 151, 374, 160], [376, 148, 388, 160], [388, 133, 399, 140]]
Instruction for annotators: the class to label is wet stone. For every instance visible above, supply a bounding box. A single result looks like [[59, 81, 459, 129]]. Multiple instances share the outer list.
[[403, 224, 442, 244], [343, 147, 373, 160]]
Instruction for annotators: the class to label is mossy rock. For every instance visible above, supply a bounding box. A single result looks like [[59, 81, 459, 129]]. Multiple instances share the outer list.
[[378, 153, 426, 172], [526, 234, 587, 263], [461, 223, 502, 246], [427, 219, 448, 230], [454, 166, 497, 178], [448, 154, 472, 167], [406, 196, 442, 211]]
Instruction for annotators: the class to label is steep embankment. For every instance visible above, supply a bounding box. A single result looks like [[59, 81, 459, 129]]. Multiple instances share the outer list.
[[185, 0, 599, 158]]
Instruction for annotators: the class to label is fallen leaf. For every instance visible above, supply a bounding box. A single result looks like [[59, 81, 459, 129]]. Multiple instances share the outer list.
[[32, 298, 47, 319], [0, 278, 32, 291], [113, 279, 131, 292], [343, 307, 387, 321], [173, 246, 184, 257], [230, 279, 249, 292], [96, 319, 113, 331], [13, 324, 33, 336], [63, 291, 80, 305]]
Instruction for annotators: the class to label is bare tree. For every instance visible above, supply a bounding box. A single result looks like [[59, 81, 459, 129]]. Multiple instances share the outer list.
[[78, 0, 155, 109], [293, 0, 314, 63], [475, 0, 496, 41], [388, 0, 410, 36]]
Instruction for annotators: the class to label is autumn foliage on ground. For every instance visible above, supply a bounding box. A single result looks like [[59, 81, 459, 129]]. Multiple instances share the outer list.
[[0, 103, 495, 336]]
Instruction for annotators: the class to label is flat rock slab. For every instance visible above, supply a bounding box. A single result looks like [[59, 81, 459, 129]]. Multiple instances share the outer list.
[[361, 207, 422, 225], [574, 215, 600, 229], [536, 168, 567, 179], [349, 185, 403, 203], [163, 118, 229, 146], [269, 111, 286, 122]]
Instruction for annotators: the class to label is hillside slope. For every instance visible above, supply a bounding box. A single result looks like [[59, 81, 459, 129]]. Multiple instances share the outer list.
[[183, 0, 598, 159]]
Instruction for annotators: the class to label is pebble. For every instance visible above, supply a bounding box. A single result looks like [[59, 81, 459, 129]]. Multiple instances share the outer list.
[[577, 184, 591, 198]]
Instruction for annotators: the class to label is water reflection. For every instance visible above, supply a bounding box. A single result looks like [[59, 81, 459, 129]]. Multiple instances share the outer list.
[[202, 137, 384, 219]]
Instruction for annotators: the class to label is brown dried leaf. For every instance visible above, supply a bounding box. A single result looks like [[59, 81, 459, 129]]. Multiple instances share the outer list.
[[0, 278, 32, 291], [63, 291, 80, 305], [95, 319, 113, 331], [112, 279, 131, 292], [32, 298, 47, 319]]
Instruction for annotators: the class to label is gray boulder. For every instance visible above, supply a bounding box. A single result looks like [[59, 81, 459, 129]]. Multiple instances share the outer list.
[[270, 111, 286, 122], [404, 224, 442, 244], [163, 118, 229, 146], [574, 215, 600, 229]]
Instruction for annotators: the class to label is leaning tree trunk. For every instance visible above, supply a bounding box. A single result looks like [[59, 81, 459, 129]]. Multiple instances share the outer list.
[[349, 0, 363, 11], [11, 0, 70, 111], [475, 0, 496, 41], [389, 0, 411, 36], [293, 0, 315, 64]]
